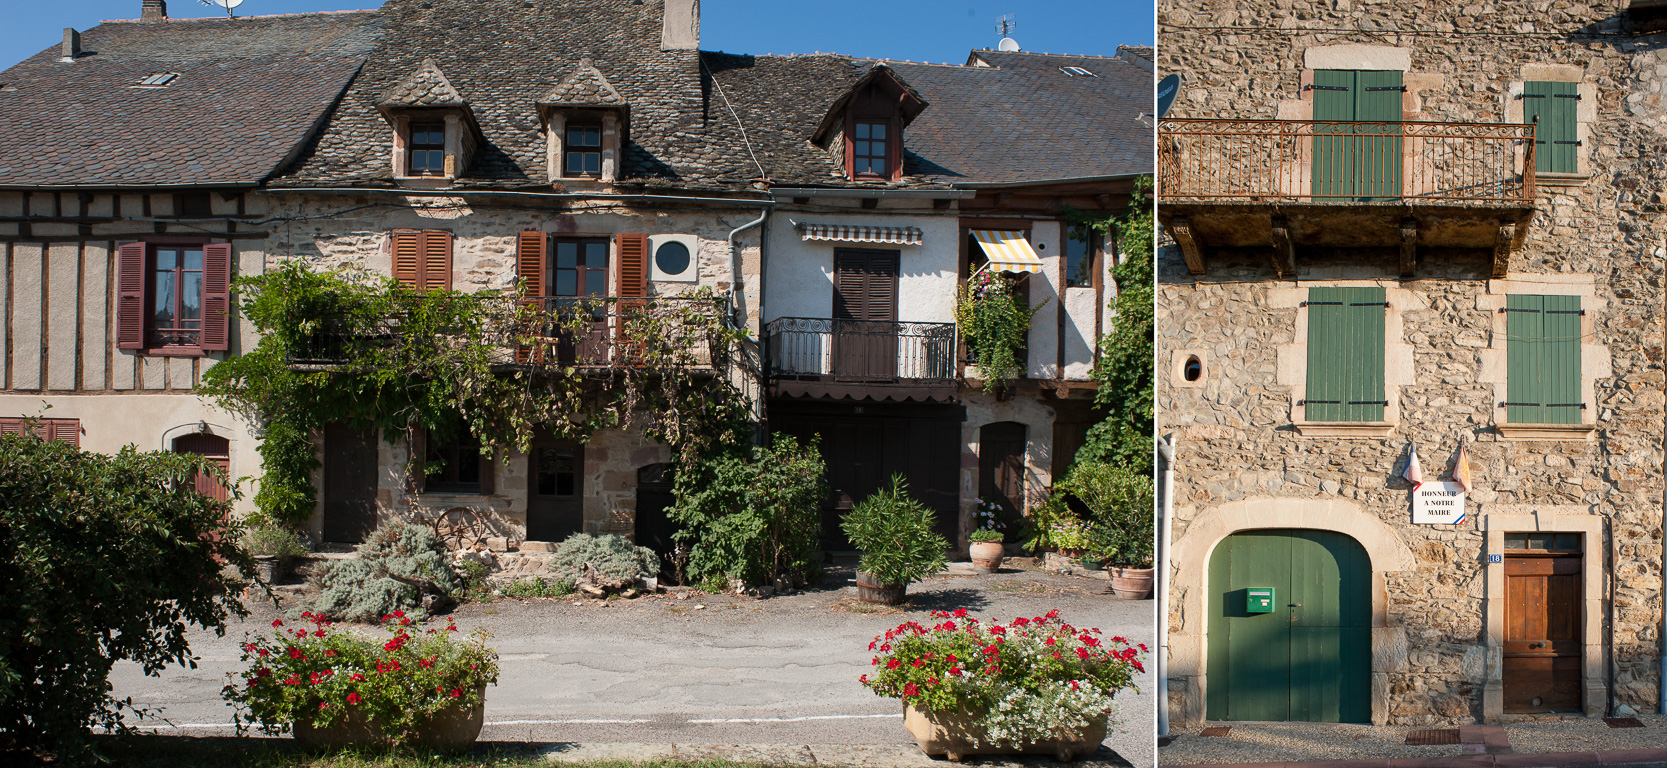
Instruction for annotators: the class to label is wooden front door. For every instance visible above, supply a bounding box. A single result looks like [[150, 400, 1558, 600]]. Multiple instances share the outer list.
[[1311, 69, 1404, 201], [978, 421, 1028, 529], [634, 463, 676, 576], [832, 249, 900, 380], [322, 423, 378, 544], [173, 433, 231, 502], [1207, 529, 1372, 723], [1503, 533, 1583, 712], [527, 440, 584, 542]]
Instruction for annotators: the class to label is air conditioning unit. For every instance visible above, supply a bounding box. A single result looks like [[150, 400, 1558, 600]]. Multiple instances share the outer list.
[[649, 234, 699, 282]]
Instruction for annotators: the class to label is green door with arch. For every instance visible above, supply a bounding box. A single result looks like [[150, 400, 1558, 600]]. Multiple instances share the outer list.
[[1206, 529, 1371, 722]]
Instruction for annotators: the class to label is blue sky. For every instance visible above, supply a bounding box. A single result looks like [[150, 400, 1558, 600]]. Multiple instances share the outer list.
[[0, 1, 1151, 72]]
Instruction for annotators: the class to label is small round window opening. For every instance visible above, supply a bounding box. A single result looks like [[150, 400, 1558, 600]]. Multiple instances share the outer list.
[[1183, 355, 1204, 383], [655, 241, 691, 277]]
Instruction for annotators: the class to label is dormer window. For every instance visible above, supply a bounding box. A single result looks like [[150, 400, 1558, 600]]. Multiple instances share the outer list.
[[852, 120, 890, 177], [565, 124, 603, 177], [375, 59, 481, 184], [409, 122, 447, 176]]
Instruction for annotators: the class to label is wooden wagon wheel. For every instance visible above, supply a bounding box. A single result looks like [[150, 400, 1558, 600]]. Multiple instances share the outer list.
[[426, 506, 491, 551]]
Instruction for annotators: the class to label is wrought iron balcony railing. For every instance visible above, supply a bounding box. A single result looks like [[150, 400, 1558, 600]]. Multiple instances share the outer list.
[[1158, 119, 1538, 204], [763, 317, 956, 383], [285, 294, 732, 371]]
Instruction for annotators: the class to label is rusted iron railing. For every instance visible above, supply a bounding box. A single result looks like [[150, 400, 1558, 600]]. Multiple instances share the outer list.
[[1158, 119, 1537, 204]]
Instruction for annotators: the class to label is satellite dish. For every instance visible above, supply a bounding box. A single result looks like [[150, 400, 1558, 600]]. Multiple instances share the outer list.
[[1157, 73, 1182, 119], [998, 37, 1021, 52], [199, 0, 245, 16]]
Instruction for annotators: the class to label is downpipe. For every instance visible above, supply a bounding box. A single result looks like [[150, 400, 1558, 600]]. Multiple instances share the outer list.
[[1157, 433, 1176, 736], [728, 210, 768, 328]]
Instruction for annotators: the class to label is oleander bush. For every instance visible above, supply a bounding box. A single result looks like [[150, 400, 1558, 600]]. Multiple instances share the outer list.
[[842, 475, 948, 587]]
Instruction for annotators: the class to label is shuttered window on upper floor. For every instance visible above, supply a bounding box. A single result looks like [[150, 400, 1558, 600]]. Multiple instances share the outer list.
[[1506, 294, 1583, 425], [0, 417, 80, 447], [390, 230, 453, 291], [1304, 286, 1387, 422], [116, 241, 231, 354], [1523, 81, 1579, 174]]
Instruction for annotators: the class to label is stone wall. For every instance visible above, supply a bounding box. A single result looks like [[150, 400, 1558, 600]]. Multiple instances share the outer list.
[[1159, 0, 1667, 723]]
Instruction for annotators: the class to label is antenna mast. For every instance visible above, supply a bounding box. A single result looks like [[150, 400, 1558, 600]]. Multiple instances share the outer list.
[[995, 14, 1020, 52]]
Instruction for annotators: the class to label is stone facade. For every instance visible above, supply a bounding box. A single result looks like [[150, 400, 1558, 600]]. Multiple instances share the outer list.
[[1159, 0, 1666, 725]]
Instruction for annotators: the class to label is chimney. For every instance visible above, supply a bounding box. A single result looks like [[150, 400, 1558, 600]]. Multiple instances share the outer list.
[[141, 0, 168, 22], [660, 0, 699, 51], [60, 29, 81, 61]]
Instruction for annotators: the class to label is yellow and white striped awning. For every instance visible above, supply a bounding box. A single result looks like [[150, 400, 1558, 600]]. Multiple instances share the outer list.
[[796, 223, 923, 246], [972, 230, 1043, 274]]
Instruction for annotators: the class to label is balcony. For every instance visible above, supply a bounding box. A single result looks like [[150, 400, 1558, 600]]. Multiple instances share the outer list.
[[285, 294, 732, 372], [1158, 119, 1539, 278], [763, 317, 957, 401]]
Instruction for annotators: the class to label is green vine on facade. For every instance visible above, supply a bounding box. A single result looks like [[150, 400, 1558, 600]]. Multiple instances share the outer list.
[[1073, 174, 1155, 473], [200, 264, 753, 528]]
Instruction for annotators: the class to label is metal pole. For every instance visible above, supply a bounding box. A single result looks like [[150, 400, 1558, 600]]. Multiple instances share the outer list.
[[1157, 433, 1176, 737]]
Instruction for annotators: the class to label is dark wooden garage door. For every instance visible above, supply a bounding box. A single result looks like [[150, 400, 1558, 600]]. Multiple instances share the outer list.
[[322, 423, 378, 544]]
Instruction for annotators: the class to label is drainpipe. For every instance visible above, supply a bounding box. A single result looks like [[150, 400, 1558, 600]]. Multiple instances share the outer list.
[[728, 209, 767, 327], [1157, 433, 1176, 736]]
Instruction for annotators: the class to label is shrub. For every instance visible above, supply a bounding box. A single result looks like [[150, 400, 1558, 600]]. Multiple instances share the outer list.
[[841, 475, 948, 586], [669, 434, 827, 587], [223, 611, 498, 743], [0, 427, 252, 759], [302, 523, 461, 622], [500, 576, 576, 599], [1061, 460, 1154, 567], [547, 533, 656, 587], [245, 523, 309, 559], [860, 609, 1146, 747], [956, 271, 1044, 393]]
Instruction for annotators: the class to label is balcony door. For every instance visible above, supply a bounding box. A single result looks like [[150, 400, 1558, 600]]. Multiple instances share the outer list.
[[832, 249, 899, 381], [1312, 69, 1403, 201], [549, 238, 610, 364]]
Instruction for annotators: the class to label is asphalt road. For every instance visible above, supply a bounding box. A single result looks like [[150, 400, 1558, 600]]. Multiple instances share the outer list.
[[108, 566, 1156, 767]]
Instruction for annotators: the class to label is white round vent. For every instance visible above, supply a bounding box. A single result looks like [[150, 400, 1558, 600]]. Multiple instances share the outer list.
[[650, 234, 699, 282]]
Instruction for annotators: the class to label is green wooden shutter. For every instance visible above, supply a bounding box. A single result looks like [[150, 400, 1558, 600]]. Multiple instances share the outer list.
[[1506, 294, 1582, 424], [1523, 81, 1578, 174], [1311, 70, 1355, 199], [1354, 70, 1403, 200], [1305, 286, 1387, 422]]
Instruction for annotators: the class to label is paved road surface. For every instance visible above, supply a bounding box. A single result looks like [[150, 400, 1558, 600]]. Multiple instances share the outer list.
[[109, 566, 1155, 767]]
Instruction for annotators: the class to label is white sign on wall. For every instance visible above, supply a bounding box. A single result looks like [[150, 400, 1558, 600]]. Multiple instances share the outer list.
[[1412, 482, 1467, 525]]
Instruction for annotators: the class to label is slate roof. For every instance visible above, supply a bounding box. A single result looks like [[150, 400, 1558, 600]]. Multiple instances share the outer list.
[[378, 59, 468, 108], [0, 11, 381, 188], [538, 59, 626, 107]]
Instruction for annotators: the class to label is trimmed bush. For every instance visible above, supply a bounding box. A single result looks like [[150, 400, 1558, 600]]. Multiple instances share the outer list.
[[301, 523, 461, 622], [668, 434, 827, 587], [547, 533, 656, 586]]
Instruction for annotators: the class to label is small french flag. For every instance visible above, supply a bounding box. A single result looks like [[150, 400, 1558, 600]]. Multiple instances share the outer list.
[[1403, 442, 1423, 489]]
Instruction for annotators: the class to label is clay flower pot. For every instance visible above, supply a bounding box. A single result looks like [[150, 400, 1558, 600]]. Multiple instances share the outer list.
[[969, 541, 1005, 573], [855, 570, 907, 605], [1109, 566, 1155, 600], [292, 685, 486, 751], [902, 704, 1108, 762]]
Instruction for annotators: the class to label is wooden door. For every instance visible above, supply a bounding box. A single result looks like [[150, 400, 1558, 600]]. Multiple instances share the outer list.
[[832, 249, 899, 380], [1312, 69, 1403, 201], [1207, 529, 1371, 722], [527, 440, 584, 542], [322, 423, 378, 544], [634, 463, 676, 576], [979, 422, 1028, 529], [173, 433, 231, 502], [550, 238, 610, 364], [1504, 540, 1582, 712]]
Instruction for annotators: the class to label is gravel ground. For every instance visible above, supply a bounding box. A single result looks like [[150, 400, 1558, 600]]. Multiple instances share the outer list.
[[110, 564, 1157, 767], [1159, 715, 1667, 766]]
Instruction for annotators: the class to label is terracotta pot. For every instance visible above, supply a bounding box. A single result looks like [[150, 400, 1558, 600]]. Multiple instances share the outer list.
[[968, 541, 1005, 573], [902, 703, 1108, 762], [855, 570, 907, 605], [253, 555, 284, 584], [292, 686, 485, 751], [1109, 566, 1155, 600]]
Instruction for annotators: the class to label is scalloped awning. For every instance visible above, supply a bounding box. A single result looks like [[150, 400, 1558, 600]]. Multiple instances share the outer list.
[[796, 223, 923, 245]]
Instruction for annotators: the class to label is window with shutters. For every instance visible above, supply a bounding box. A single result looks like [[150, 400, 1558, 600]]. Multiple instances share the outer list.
[[832, 249, 901, 379], [550, 237, 610, 296], [389, 230, 453, 291], [1521, 81, 1579, 175], [1505, 294, 1583, 425], [0, 417, 80, 447], [1303, 286, 1388, 422], [117, 240, 231, 355]]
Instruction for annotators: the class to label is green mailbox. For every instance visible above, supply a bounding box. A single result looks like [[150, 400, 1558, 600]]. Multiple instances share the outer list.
[[1246, 588, 1275, 614]]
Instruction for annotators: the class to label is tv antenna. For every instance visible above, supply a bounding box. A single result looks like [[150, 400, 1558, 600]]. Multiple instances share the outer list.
[[995, 15, 1020, 52], [198, 0, 245, 18]]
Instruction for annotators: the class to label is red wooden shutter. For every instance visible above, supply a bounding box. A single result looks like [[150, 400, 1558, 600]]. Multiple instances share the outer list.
[[200, 243, 233, 351], [50, 419, 80, 447], [0, 418, 23, 437], [517, 232, 547, 297], [117, 242, 147, 349], [422, 230, 453, 291], [391, 230, 422, 287], [615, 233, 649, 298]]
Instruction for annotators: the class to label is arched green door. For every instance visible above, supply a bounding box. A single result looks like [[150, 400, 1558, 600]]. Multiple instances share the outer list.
[[1206, 529, 1371, 722]]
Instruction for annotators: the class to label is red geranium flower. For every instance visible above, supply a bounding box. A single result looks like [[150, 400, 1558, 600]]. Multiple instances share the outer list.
[[272, 619, 283, 627], [1075, 647, 1091, 659], [902, 683, 920, 696], [347, 692, 362, 705], [886, 659, 901, 670]]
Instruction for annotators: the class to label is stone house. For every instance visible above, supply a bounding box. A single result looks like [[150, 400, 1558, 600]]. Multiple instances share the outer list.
[[1158, 0, 1667, 724], [0, 0, 1147, 565]]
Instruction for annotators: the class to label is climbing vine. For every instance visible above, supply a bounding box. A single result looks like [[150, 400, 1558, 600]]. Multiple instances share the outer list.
[[955, 270, 1042, 393], [1072, 175, 1154, 473], [200, 263, 752, 528]]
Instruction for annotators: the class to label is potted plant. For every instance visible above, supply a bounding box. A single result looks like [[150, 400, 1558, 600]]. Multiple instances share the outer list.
[[245, 522, 309, 584], [1063, 461, 1155, 599], [223, 610, 499, 750], [969, 498, 1007, 573], [842, 475, 948, 605], [954, 270, 1044, 393], [861, 609, 1147, 761]]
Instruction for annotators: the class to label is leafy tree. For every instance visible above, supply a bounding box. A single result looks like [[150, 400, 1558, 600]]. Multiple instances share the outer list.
[[667, 434, 827, 588], [0, 426, 253, 760]]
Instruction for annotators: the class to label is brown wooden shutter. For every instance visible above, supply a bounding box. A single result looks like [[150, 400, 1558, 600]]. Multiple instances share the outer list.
[[200, 243, 233, 351], [0, 418, 23, 437], [117, 242, 147, 349], [50, 419, 80, 447], [422, 230, 453, 291], [615, 233, 649, 298], [517, 232, 547, 297], [391, 230, 422, 287], [833, 251, 865, 321]]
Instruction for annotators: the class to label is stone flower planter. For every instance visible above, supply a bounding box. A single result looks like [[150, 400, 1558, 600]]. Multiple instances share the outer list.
[[1109, 566, 1155, 600], [855, 570, 907, 605], [968, 541, 1005, 573], [902, 704, 1108, 762], [292, 685, 486, 751]]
